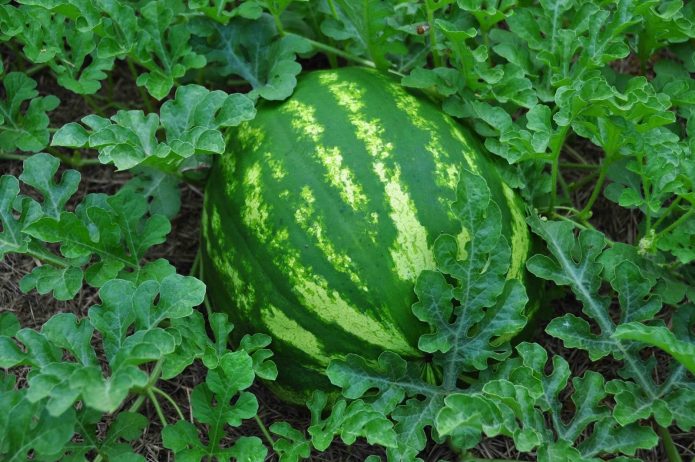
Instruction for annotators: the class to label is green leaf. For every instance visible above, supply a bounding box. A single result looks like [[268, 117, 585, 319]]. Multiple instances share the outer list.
[[307, 392, 397, 451], [188, 0, 264, 23], [19, 258, 84, 301], [52, 85, 255, 171], [614, 319, 695, 375], [453, 101, 549, 163], [24, 189, 171, 284], [41, 312, 98, 366], [19, 153, 80, 219], [418, 170, 527, 381], [9, 5, 114, 94], [327, 169, 528, 459], [529, 217, 695, 432], [160, 84, 257, 157], [506, 0, 635, 86], [438, 342, 659, 459], [121, 168, 181, 219], [164, 349, 266, 460], [4, 272, 205, 416], [132, 1, 206, 100], [240, 332, 278, 380], [634, 0, 695, 60], [0, 174, 39, 258], [161, 310, 217, 379], [320, 0, 395, 69], [270, 421, 311, 462], [0, 392, 77, 462], [229, 437, 267, 462], [98, 412, 148, 461], [95, 0, 139, 58], [89, 275, 200, 363], [599, 242, 687, 305], [457, 0, 517, 31], [161, 421, 208, 460], [327, 351, 439, 458], [0, 312, 20, 337], [0, 72, 59, 152], [195, 14, 310, 100], [137, 272, 206, 327]]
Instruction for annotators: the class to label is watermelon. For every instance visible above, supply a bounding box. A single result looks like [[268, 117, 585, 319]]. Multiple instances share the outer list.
[[202, 67, 531, 403]]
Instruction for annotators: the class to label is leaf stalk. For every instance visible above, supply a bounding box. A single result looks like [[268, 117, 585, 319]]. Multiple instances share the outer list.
[[657, 425, 683, 462], [254, 415, 275, 449]]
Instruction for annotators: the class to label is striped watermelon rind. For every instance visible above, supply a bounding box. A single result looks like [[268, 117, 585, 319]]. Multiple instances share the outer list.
[[202, 67, 532, 403]]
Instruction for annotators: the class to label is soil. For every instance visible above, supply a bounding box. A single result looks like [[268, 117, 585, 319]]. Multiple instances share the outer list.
[[2, 56, 693, 462]]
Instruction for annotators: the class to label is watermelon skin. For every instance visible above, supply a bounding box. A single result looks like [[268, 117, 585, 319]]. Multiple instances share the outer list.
[[202, 67, 531, 403]]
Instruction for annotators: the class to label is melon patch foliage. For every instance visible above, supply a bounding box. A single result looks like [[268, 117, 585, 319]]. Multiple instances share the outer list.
[[1, 1, 694, 461]]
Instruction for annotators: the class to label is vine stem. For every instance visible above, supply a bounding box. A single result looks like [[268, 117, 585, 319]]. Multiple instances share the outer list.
[[634, 146, 653, 234], [564, 143, 589, 164], [152, 387, 186, 421], [552, 212, 595, 232], [424, 2, 441, 67], [289, 34, 376, 68], [0, 151, 33, 162], [1, 150, 101, 168], [147, 388, 169, 427], [93, 361, 164, 462], [24, 63, 47, 76], [254, 415, 275, 449], [198, 257, 215, 320], [654, 208, 695, 240], [271, 11, 285, 35], [26, 247, 70, 268], [83, 94, 103, 116], [657, 425, 683, 462], [310, 0, 338, 68], [398, 46, 431, 74], [190, 248, 201, 278], [652, 197, 683, 230], [548, 125, 571, 212], [56, 152, 101, 168], [203, 294, 214, 320], [127, 58, 154, 113], [577, 158, 609, 219], [568, 171, 599, 192]]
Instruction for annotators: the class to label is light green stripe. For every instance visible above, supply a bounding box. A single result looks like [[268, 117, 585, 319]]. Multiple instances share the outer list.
[[236, 124, 265, 152], [501, 183, 529, 279], [290, 268, 415, 354], [327, 80, 436, 282], [294, 185, 366, 291], [261, 213, 416, 355], [241, 161, 272, 244], [208, 205, 256, 314], [443, 117, 482, 175], [282, 99, 368, 210], [262, 303, 331, 364], [388, 84, 459, 197]]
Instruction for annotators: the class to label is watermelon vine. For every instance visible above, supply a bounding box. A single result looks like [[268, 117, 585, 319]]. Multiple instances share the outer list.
[[1, 1, 694, 461]]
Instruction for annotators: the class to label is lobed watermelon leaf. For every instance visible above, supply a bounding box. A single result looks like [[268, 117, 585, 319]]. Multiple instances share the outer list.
[[439, 342, 658, 461], [528, 216, 695, 433], [0, 72, 59, 152], [193, 14, 311, 101], [132, 1, 207, 100], [52, 85, 256, 171]]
